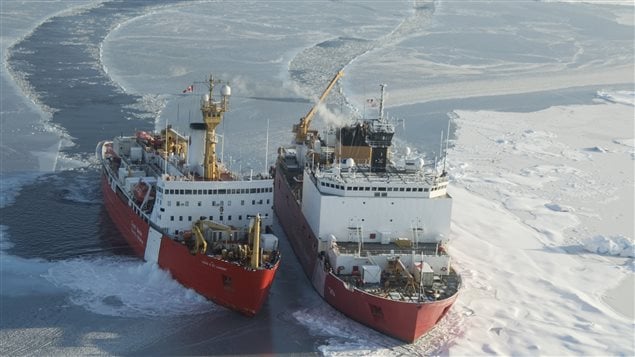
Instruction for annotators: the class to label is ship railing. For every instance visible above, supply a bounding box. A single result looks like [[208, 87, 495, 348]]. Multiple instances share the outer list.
[[335, 246, 444, 257]]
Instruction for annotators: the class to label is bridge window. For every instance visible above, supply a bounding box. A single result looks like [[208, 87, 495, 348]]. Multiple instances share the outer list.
[[170, 216, 174, 221]]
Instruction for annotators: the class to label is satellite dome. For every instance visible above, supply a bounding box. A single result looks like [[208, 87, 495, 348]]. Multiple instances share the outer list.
[[221, 84, 231, 96]]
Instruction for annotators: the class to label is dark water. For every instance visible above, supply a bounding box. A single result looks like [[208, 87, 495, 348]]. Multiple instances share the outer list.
[[6, 1, 159, 155], [1, 1, 327, 354], [3, 1, 169, 258]]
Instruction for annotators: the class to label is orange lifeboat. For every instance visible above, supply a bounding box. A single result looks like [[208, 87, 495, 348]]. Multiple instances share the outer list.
[[133, 180, 149, 202]]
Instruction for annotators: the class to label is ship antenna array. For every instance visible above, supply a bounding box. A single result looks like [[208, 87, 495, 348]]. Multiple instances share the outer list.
[[164, 118, 168, 175], [439, 130, 444, 175], [198, 74, 232, 180], [378, 83, 386, 122], [265, 118, 270, 176], [443, 119, 450, 174]]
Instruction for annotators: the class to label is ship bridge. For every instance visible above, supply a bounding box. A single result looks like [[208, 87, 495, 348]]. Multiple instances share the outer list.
[[309, 163, 449, 200]]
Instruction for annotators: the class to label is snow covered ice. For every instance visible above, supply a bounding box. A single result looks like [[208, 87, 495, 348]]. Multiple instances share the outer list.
[[1, 0, 633, 355]]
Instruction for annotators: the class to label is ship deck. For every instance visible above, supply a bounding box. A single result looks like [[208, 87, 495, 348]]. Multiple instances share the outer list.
[[337, 269, 460, 303]]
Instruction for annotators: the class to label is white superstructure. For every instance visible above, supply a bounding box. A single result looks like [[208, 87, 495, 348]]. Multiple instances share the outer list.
[[302, 165, 452, 246]]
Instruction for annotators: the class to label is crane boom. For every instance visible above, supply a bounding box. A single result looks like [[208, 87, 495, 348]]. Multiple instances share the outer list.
[[293, 70, 344, 143]]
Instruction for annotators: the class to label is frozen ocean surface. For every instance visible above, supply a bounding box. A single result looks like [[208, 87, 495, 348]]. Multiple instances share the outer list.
[[1, 0, 633, 355]]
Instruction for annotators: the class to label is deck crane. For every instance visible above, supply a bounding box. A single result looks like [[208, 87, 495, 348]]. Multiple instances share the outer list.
[[293, 70, 344, 144], [191, 215, 264, 269], [191, 219, 234, 255]]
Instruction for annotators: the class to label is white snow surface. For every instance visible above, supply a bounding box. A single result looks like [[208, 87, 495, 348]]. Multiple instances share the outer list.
[[445, 98, 634, 356]]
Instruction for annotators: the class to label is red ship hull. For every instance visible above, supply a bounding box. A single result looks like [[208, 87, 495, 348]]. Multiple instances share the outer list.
[[274, 169, 456, 342], [101, 173, 278, 316]]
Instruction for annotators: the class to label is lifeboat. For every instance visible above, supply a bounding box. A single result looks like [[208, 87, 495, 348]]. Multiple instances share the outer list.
[[132, 179, 150, 203]]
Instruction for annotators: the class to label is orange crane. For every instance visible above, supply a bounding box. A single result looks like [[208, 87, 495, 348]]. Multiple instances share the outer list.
[[292, 70, 344, 144]]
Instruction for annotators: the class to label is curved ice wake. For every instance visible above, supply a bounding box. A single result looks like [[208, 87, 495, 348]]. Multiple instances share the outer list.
[[0, 166, 214, 319], [43, 256, 217, 317], [288, 0, 436, 122]]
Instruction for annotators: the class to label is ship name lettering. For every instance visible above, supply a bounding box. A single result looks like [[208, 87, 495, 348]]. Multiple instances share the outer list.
[[130, 222, 143, 244]]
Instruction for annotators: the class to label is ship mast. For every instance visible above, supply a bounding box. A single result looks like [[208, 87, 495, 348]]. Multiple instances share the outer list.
[[378, 83, 386, 122], [201, 75, 231, 180]]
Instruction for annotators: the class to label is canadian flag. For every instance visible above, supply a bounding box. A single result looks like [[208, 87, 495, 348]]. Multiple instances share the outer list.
[[182, 85, 194, 93]]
